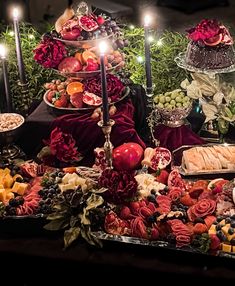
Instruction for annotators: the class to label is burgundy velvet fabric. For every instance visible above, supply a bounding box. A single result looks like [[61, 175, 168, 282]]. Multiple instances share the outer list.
[[153, 124, 205, 152], [50, 99, 146, 165]]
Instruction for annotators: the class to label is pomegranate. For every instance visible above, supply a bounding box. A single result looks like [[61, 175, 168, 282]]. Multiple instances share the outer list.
[[83, 91, 102, 106], [112, 142, 144, 171], [58, 57, 82, 73], [150, 147, 171, 170], [60, 28, 81, 41], [70, 92, 84, 108], [83, 58, 99, 72], [168, 169, 186, 190], [78, 15, 98, 31]]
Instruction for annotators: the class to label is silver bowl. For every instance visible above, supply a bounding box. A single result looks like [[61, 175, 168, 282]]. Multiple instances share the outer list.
[[0, 113, 25, 147], [155, 102, 192, 127]]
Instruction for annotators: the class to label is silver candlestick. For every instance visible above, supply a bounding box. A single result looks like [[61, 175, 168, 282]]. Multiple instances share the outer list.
[[98, 119, 115, 168]]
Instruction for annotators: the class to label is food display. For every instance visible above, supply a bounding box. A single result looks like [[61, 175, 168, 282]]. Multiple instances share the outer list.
[[185, 19, 235, 70]]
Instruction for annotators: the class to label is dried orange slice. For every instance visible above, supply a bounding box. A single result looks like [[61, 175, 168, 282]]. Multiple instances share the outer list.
[[66, 81, 84, 96], [82, 50, 97, 63], [74, 52, 83, 63]]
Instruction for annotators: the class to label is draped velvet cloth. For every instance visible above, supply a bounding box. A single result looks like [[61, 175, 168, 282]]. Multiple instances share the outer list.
[[153, 123, 205, 151], [50, 98, 146, 166]]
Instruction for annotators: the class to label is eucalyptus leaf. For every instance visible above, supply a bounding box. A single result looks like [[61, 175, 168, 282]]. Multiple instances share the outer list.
[[44, 218, 69, 231], [86, 194, 104, 211], [81, 227, 96, 246], [79, 209, 91, 225], [47, 213, 67, 221], [70, 215, 79, 227], [64, 227, 80, 249], [91, 187, 107, 194]]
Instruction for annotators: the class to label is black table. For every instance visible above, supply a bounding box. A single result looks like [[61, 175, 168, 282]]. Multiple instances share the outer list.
[[1, 229, 235, 284]]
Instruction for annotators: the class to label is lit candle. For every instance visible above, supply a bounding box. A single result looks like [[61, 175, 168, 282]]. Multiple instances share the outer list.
[[144, 14, 153, 95], [0, 44, 12, 112], [99, 41, 109, 126], [12, 7, 26, 84]]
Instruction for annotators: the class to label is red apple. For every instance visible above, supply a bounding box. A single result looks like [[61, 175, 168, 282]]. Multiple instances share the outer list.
[[112, 142, 144, 171]]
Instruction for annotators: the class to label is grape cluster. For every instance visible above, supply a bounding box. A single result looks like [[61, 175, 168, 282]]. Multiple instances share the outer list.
[[38, 171, 64, 214], [5, 196, 25, 216], [154, 89, 191, 110]]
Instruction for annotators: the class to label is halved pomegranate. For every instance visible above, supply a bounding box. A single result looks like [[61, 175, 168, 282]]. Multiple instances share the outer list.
[[83, 91, 102, 106], [150, 147, 171, 170], [78, 15, 98, 32]]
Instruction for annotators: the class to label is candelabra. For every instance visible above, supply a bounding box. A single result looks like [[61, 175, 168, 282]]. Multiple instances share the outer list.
[[98, 119, 115, 168]]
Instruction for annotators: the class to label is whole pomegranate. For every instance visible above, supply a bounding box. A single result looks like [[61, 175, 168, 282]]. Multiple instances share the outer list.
[[58, 57, 82, 73], [112, 142, 144, 171]]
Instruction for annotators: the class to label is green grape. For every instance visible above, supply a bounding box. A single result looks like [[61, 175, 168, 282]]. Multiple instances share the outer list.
[[170, 99, 176, 106], [165, 96, 171, 103], [183, 96, 190, 103], [158, 102, 164, 108], [176, 102, 182, 107], [153, 96, 159, 104], [175, 96, 182, 103], [159, 95, 166, 104]]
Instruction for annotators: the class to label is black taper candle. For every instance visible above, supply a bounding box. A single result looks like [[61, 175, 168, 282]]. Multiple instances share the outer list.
[[144, 23, 153, 95], [1, 57, 12, 112], [100, 54, 109, 126], [13, 11, 26, 84]]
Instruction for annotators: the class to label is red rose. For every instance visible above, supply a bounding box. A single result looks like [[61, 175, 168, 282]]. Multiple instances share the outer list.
[[98, 169, 137, 204], [187, 19, 221, 42], [187, 199, 216, 222], [33, 36, 67, 68], [84, 74, 125, 102], [45, 127, 80, 163]]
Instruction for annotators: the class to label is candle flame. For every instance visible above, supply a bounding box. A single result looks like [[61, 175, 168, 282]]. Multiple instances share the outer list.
[[99, 41, 108, 55], [144, 14, 151, 27], [0, 44, 7, 58], [12, 7, 20, 19]]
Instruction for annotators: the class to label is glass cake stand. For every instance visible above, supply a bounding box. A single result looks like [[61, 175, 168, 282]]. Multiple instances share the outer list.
[[175, 52, 235, 76]]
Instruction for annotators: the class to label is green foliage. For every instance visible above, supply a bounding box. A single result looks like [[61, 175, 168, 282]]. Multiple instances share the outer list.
[[0, 23, 57, 112], [123, 27, 189, 95]]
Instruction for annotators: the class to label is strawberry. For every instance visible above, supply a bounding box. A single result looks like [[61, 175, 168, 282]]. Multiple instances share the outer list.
[[54, 93, 68, 108], [193, 223, 208, 234], [155, 169, 169, 185], [209, 234, 221, 250], [47, 90, 56, 103]]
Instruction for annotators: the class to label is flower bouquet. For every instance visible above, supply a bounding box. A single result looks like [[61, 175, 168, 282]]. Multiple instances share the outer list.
[[181, 73, 235, 141]]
